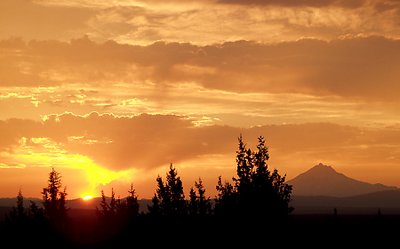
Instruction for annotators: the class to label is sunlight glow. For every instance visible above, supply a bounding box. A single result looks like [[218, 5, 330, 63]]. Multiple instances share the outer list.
[[9, 137, 136, 198], [82, 195, 93, 201]]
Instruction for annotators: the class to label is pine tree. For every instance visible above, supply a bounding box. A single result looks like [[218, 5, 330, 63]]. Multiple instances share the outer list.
[[7, 189, 27, 224], [109, 188, 117, 216], [188, 187, 198, 215], [97, 185, 139, 226], [149, 164, 186, 216], [235, 135, 253, 194], [156, 175, 171, 214], [195, 178, 211, 216], [42, 168, 68, 226], [97, 189, 119, 219], [126, 184, 139, 219], [215, 176, 237, 215], [98, 190, 109, 217], [167, 164, 186, 215], [188, 178, 211, 216], [148, 193, 161, 215], [215, 135, 293, 218], [16, 189, 25, 219]]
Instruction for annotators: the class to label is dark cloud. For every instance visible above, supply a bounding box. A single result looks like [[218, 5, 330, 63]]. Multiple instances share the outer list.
[[374, 0, 400, 11]]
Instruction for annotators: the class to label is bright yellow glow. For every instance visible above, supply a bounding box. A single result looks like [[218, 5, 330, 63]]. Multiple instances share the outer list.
[[11, 137, 136, 198], [82, 195, 93, 201]]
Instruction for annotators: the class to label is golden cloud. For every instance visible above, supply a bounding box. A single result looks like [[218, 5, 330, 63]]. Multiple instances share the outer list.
[[1, 36, 400, 101], [1, 113, 400, 173]]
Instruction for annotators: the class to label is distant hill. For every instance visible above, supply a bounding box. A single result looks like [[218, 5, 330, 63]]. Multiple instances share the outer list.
[[0, 197, 41, 208], [0, 196, 151, 213], [292, 190, 400, 214], [67, 197, 151, 213], [288, 163, 397, 197]]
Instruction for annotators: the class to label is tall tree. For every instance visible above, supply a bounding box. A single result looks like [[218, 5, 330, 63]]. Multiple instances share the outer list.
[[149, 164, 186, 216], [7, 189, 27, 224], [97, 188, 119, 219], [215, 135, 293, 218], [215, 176, 237, 215], [97, 190, 110, 219], [189, 178, 211, 216], [97, 185, 139, 226], [148, 193, 161, 215], [167, 164, 186, 215], [109, 188, 117, 216], [16, 189, 25, 218], [188, 187, 198, 216], [42, 168, 68, 225], [126, 184, 139, 219], [235, 135, 254, 194]]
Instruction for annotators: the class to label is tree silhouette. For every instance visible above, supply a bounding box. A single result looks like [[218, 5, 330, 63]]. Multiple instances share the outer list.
[[149, 164, 186, 216], [97, 185, 139, 229], [109, 188, 117, 216], [98, 190, 110, 219], [16, 189, 25, 218], [42, 168, 68, 227], [7, 189, 27, 225], [188, 187, 198, 215], [28, 200, 44, 221], [100, 190, 108, 211], [97, 188, 120, 220], [148, 193, 161, 215], [189, 178, 211, 216], [125, 184, 139, 219], [215, 176, 237, 215], [215, 135, 293, 218], [5, 171, 69, 246]]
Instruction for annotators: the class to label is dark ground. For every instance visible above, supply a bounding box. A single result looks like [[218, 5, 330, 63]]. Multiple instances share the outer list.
[[1, 208, 399, 248]]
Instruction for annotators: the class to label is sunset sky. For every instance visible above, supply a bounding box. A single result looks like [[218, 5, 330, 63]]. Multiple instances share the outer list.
[[1, 0, 400, 199]]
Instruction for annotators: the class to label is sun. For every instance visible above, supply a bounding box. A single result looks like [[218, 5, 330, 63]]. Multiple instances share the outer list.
[[82, 195, 94, 201]]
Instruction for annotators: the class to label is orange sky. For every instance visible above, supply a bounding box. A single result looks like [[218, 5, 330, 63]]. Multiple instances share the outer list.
[[1, 0, 400, 199]]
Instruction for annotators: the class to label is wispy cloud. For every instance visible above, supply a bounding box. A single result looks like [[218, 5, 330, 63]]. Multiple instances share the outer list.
[[1, 36, 400, 101], [2, 0, 400, 44]]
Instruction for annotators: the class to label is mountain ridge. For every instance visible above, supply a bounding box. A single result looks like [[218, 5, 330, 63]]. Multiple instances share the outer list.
[[288, 163, 397, 197]]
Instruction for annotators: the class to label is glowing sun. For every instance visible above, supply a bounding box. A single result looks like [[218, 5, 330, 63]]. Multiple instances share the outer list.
[[82, 195, 94, 201]]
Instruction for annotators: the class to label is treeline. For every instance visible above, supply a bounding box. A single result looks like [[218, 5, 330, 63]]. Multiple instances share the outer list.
[[3, 136, 293, 246]]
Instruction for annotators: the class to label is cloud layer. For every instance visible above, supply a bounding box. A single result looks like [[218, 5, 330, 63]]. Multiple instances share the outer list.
[[1, 36, 400, 101], [2, 0, 400, 44], [2, 112, 400, 198], [218, 0, 365, 8], [2, 113, 400, 174]]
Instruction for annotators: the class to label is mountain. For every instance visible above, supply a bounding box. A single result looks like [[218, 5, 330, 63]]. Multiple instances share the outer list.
[[288, 163, 397, 197]]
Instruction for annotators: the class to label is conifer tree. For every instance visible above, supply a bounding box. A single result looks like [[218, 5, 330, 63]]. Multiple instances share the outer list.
[[149, 164, 186, 216], [215, 135, 293, 218], [7, 189, 27, 224], [188, 187, 198, 215], [42, 168, 68, 225], [126, 184, 139, 219], [215, 176, 237, 215], [189, 178, 211, 216]]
